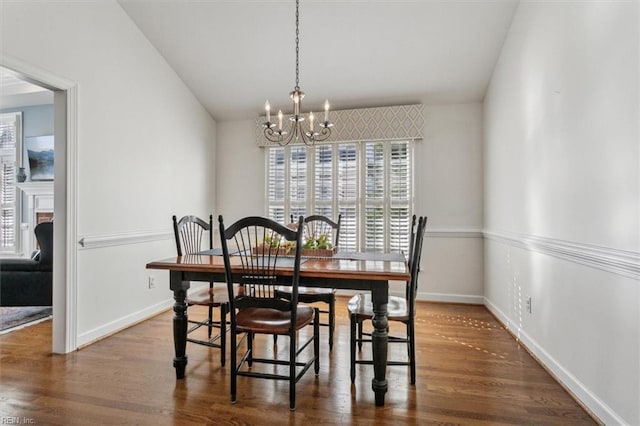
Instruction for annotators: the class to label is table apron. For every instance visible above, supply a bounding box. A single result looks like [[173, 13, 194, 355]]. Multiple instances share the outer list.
[[175, 271, 388, 295]]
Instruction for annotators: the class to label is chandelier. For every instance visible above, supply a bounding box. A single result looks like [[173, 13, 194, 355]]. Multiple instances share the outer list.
[[261, 0, 333, 146]]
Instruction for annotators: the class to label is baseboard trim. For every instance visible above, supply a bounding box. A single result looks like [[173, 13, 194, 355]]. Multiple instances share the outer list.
[[76, 299, 173, 348], [484, 297, 624, 426], [484, 230, 640, 279], [78, 230, 173, 250], [419, 292, 484, 304]]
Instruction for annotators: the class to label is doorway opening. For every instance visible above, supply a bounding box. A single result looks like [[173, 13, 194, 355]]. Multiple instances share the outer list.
[[0, 59, 78, 353]]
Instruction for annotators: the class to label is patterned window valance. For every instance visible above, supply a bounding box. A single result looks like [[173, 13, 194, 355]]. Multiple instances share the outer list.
[[255, 104, 424, 147]]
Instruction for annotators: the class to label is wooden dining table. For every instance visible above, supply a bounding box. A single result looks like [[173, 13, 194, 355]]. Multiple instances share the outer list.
[[146, 250, 409, 407]]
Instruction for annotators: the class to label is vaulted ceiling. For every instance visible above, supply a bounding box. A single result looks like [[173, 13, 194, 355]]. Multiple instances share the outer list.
[[1, 1, 520, 121], [118, 0, 519, 122]]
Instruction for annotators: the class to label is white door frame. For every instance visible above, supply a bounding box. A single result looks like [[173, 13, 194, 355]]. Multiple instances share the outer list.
[[1, 55, 78, 353]]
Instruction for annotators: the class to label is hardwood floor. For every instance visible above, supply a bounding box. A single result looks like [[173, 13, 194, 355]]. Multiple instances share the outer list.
[[0, 297, 597, 425]]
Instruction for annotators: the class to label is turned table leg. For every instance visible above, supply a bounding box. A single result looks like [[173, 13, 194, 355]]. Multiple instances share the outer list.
[[370, 284, 389, 406], [170, 270, 189, 379]]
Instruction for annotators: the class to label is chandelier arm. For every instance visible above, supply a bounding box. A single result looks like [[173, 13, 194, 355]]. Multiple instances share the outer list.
[[282, 130, 296, 146], [263, 119, 315, 146], [263, 118, 332, 145], [263, 126, 283, 143], [312, 126, 332, 142]]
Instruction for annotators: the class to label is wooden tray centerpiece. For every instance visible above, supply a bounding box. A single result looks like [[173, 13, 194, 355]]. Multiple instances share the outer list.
[[300, 232, 336, 258], [253, 233, 336, 258]]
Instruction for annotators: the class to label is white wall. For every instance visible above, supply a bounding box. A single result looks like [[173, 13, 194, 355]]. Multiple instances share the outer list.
[[483, 2, 639, 424], [1, 1, 217, 346], [215, 119, 266, 225], [216, 103, 485, 302], [417, 103, 484, 302]]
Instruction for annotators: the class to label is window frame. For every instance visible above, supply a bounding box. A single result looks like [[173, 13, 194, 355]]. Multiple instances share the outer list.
[[265, 140, 415, 253]]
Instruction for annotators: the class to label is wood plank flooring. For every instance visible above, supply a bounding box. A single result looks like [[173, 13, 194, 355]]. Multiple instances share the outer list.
[[0, 298, 597, 425]]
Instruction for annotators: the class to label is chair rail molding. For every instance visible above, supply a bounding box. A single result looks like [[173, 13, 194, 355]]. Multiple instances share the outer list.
[[426, 228, 483, 239], [483, 229, 640, 280], [78, 229, 173, 250]]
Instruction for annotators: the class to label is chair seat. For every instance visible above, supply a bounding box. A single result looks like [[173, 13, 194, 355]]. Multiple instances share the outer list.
[[276, 286, 335, 302], [299, 286, 335, 295], [347, 293, 409, 321], [276, 286, 335, 295], [236, 305, 315, 334], [186, 285, 231, 306]]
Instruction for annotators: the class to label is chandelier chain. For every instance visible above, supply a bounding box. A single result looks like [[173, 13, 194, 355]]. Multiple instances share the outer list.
[[295, 0, 300, 91]]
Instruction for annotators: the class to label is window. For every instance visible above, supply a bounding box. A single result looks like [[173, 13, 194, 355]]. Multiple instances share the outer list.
[[266, 140, 414, 253], [0, 112, 22, 253]]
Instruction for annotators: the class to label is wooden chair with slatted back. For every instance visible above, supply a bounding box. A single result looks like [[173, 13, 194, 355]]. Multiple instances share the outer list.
[[348, 215, 427, 385], [172, 214, 228, 366], [218, 215, 319, 411], [274, 214, 341, 350]]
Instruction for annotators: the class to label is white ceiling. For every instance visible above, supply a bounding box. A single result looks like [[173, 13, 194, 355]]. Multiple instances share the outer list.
[[118, 0, 519, 122], [0, 67, 53, 110]]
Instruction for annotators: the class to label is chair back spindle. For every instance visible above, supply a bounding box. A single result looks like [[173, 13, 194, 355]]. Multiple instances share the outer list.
[[219, 215, 304, 315], [290, 214, 341, 249], [173, 215, 212, 255]]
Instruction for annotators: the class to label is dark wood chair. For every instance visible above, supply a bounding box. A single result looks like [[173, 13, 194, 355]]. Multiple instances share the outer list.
[[274, 214, 341, 350], [172, 214, 228, 366], [348, 215, 427, 384], [218, 215, 319, 411]]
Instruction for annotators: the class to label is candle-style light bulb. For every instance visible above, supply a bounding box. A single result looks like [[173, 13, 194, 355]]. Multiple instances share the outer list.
[[309, 111, 315, 132], [278, 110, 283, 131], [324, 100, 330, 122], [265, 100, 271, 123]]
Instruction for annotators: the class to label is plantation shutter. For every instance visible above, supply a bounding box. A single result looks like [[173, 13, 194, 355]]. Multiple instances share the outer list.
[[363, 142, 385, 251], [266, 147, 285, 223], [289, 146, 307, 220], [314, 144, 333, 219], [389, 142, 412, 253], [336, 144, 358, 252], [0, 112, 22, 253]]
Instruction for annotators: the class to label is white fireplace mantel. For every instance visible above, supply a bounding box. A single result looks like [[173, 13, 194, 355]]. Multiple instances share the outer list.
[[16, 181, 54, 256], [16, 181, 54, 197]]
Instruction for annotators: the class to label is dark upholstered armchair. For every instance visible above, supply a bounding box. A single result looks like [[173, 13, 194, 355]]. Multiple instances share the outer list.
[[0, 221, 53, 307]]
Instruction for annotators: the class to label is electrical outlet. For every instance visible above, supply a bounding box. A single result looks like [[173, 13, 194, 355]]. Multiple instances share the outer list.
[[526, 296, 532, 314], [148, 276, 156, 289]]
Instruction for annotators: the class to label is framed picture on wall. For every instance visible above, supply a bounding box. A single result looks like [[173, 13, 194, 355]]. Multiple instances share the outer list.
[[25, 135, 54, 181]]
